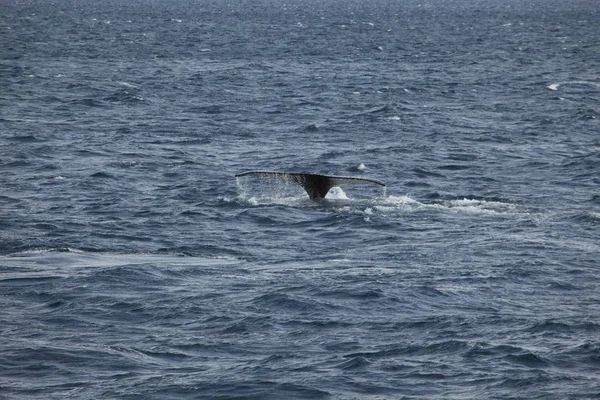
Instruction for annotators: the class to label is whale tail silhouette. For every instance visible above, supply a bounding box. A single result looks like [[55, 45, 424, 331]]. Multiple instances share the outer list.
[[235, 171, 386, 200]]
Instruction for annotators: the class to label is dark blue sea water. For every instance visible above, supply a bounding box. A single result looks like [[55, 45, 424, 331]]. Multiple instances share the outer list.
[[1, 0, 599, 398]]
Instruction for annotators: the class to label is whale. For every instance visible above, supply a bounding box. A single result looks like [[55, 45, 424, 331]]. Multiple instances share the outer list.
[[235, 171, 386, 200]]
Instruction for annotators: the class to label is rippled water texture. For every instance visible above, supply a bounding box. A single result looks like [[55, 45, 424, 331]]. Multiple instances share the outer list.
[[1, 0, 599, 398]]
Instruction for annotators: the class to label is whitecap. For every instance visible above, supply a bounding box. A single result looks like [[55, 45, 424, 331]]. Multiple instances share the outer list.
[[547, 81, 600, 91], [13, 247, 84, 255], [118, 81, 139, 88]]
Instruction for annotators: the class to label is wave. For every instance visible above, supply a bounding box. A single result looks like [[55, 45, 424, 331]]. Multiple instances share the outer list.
[[564, 211, 600, 226], [344, 339, 472, 360], [103, 88, 149, 104], [547, 80, 600, 91], [0, 248, 240, 270]]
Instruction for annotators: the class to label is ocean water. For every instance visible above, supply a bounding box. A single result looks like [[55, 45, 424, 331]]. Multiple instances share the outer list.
[[1, 0, 599, 398]]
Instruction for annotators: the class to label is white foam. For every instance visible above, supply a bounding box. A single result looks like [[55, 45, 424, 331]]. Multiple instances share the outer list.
[[382, 195, 420, 206], [547, 81, 600, 91], [235, 175, 520, 218], [366, 195, 521, 217], [15, 247, 84, 255], [246, 196, 259, 206], [438, 198, 518, 215], [118, 81, 138, 88], [1, 249, 238, 269]]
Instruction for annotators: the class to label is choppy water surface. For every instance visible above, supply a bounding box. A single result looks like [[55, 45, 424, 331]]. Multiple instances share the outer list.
[[1, 0, 599, 398]]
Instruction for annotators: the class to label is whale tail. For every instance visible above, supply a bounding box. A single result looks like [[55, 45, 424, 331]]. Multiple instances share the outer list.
[[235, 171, 386, 200]]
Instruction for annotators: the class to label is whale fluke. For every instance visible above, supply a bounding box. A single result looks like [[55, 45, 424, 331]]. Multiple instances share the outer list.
[[235, 171, 386, 200]]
